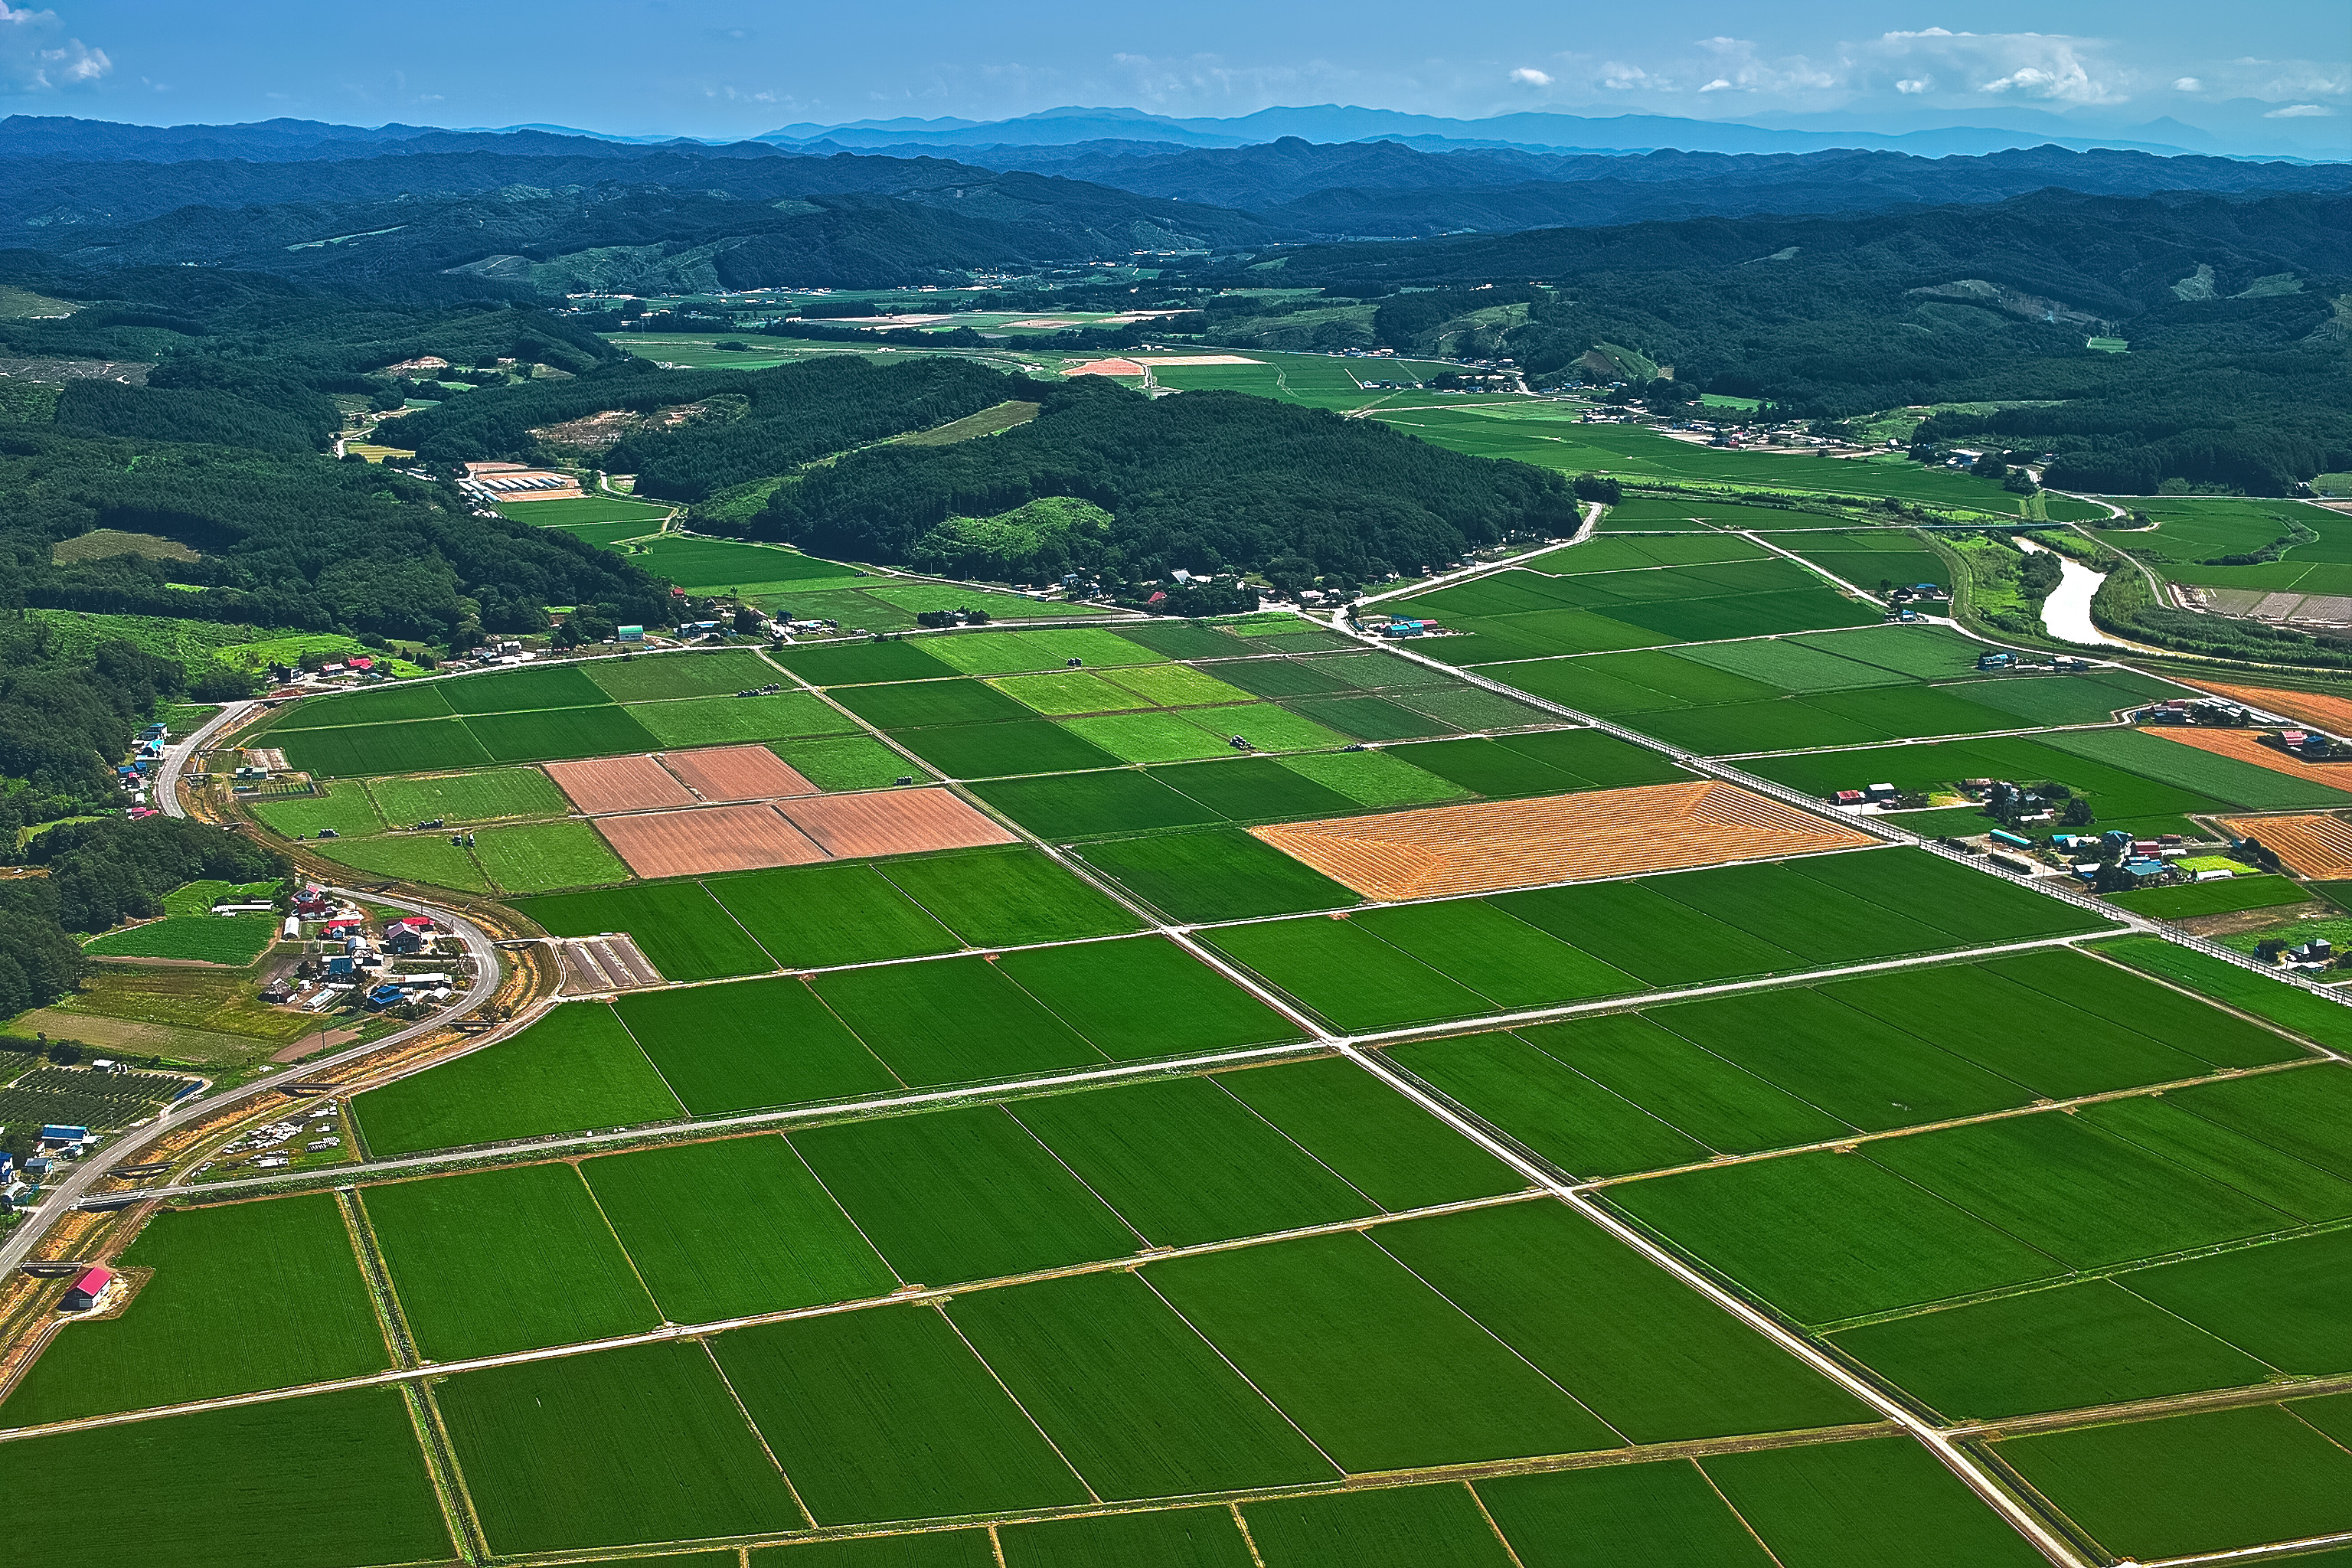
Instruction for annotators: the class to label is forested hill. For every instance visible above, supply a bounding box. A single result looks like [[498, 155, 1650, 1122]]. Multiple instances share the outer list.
[[22, 175, 1274, 292], [1264, 190, 2349, 301], [396, 356, 1019, 500], [750, 377, 1579, 584], [0, 265, 674, 645], [5, 116, 2345, 290], [1247, 192, 2351, 494]]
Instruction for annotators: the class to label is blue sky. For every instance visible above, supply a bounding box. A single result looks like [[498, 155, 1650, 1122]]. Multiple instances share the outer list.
[[0, 1, 2342, 151]]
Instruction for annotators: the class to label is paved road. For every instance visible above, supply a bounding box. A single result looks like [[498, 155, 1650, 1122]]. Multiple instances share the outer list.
[[0, 699, 507, 1274], [151, 699, 258, 820], [0, 886, 501, 1273]]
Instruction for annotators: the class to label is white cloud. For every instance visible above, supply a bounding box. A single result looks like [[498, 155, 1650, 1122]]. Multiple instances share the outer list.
[[1896, 77, 1931, 94], [1700, 77, 1732, 92], [2174, 77, 2203, 91], [2266, 103, 2334, 116], [1868, 29, 2127, 105], [1508, 67, 1551, 88], [0, 1, 107, 91]]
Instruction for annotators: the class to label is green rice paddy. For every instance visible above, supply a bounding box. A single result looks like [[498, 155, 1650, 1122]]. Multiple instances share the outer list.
[[364, 1159, 662, 1360], [84, 914, 277, 965], [352, 1001, 684, 1156], [0, 1194, 387, 1424], [2, 1387, 452, 1568], [437, 1341, 808, 1553], [250, 779, 388, 839], [1075, 827, 1363, 922], [472, 818, 629, 892], [44, 589, 2352, 1564], [365, 765, 567, 825]]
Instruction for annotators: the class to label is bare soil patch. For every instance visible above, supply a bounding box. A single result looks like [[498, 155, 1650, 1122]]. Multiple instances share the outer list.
[[1252, 780, 1879, 901], [545, 755, 695, 815], [593, 802, 826, 877], [658, 745, 818, 802], [779, 788, 1017, 859]]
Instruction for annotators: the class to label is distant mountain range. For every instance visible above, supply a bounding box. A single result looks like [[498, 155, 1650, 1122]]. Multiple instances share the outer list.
[[756, 104, 2227, 159], [4, 99, 2343, 169], [0, 114, 2343, 293]]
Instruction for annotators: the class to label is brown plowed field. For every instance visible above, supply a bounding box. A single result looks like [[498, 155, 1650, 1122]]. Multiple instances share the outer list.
[[2148, 725, 2352, 788], [545, 754, 695, 815], [593, 803, 827, 877], [2186, 680, 2352, 736], [1251, 779, 1879, 901], [659, 745, 818, 802], [779, 789, 1017, 859], [2217, 813, 2352, 879]]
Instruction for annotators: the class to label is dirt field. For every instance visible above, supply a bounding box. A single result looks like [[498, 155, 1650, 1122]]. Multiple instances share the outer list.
[[546, 754, 696, 815], [2218, 813, 2352, 878], [659, 745, 818, 802], [593, 802, 827, 877], [1062, 358, 1147, 377], [1251, 780, 1880, 901], [560, 935, 663, 991], [2187, 680, 2352, 736], [779, 789, 1018, 859], [2148, 725, 2352, 787]]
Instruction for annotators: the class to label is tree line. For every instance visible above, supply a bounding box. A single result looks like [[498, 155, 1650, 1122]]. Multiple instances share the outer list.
[[0, 817, 292, 1020]]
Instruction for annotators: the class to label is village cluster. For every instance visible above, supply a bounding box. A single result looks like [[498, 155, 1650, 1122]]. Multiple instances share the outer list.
[[261, 886, 466, 1016]]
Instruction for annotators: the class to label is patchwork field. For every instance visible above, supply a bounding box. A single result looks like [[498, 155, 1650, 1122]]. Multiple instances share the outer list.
[[1385, 553, 1886, 665], [37, 594, 2352, 1566], [1481, 627, 2177, 754]]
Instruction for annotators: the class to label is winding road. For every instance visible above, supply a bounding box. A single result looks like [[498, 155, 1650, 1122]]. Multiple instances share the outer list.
[[0, 706, 506, 1276]]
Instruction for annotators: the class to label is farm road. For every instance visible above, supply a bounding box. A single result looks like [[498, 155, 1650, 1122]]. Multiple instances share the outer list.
[[119, 926, 2110, 1207]]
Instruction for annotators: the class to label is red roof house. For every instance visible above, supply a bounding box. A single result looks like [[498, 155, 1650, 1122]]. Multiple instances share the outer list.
[[61, 1266, 113, 1312]]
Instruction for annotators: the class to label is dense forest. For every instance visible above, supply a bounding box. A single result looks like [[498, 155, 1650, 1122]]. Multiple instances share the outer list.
[[0, 623, 292, 1018], [0, 817, 292, 1018], [398, 355, 1017, 500], [0, 263, 675, 646], [746, 377, 1579, 583], [1210, 194, 2352, 495]]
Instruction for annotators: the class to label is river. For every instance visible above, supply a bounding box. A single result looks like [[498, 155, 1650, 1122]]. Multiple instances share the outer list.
[[2014, 535, 2133, 648]]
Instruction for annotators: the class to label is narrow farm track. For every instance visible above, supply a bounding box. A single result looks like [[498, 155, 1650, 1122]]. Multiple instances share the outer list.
[[108, 924, 2116, 1206], [0, 1189, 1553, 1445]]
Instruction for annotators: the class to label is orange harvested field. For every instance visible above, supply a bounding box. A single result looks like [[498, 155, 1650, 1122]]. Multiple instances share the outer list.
[[593, 803, 826, 878], [544, 754, 695, 815], [779, 788, 1016, 860], [1061, 358, 1146, 377], [2218, 813, 2352, 878], [2147, 725, 2352, 787], [1251, 780, 1879, 901], [2186, 680, 2352, 737], [660, 745, 818, 802]]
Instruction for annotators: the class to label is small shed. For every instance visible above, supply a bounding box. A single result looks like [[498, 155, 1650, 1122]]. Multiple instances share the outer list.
[[60, 1266, 114, 1313]]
